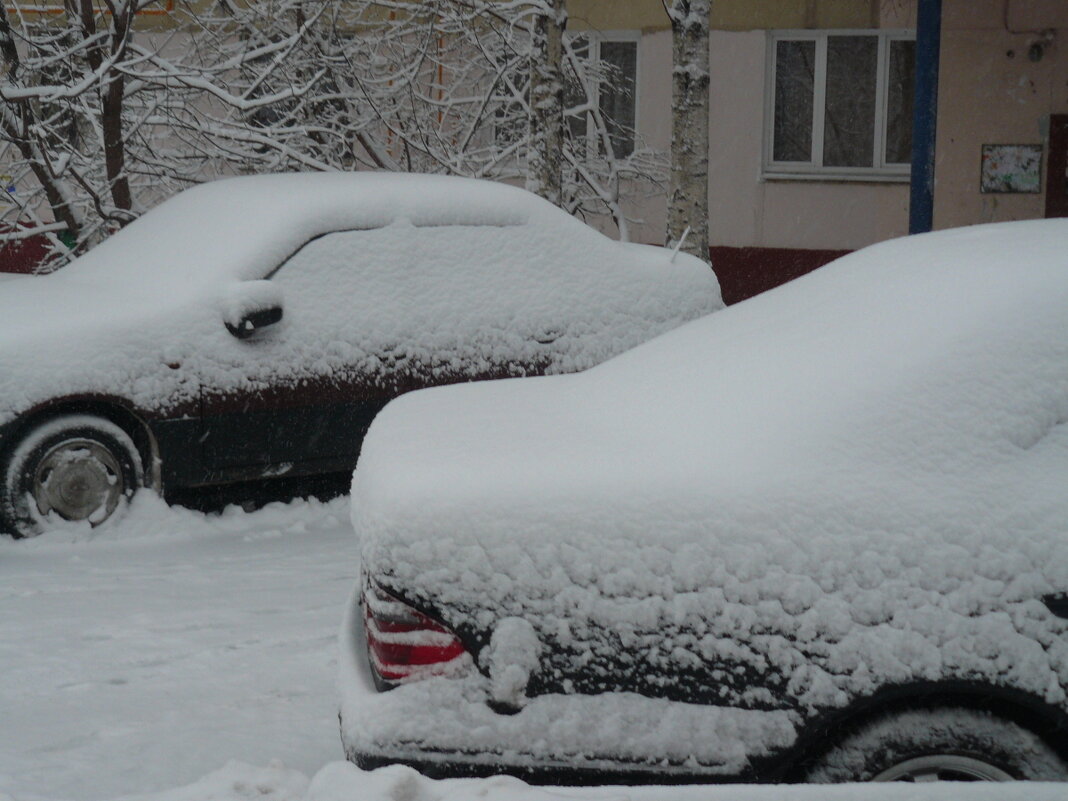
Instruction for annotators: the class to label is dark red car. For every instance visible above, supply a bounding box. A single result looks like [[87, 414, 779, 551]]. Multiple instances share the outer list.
[[0, 173, 721, 537]]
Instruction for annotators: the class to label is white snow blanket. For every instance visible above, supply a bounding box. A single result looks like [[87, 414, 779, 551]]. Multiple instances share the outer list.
[[349, 220, 1068, 773], [0, 172, 720, 424], [88, 761, 1068, 801]]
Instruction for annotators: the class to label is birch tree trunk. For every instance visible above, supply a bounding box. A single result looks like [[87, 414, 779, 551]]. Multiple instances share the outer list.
[[526, 0, 566, 205], [666, 0, 710, 261]]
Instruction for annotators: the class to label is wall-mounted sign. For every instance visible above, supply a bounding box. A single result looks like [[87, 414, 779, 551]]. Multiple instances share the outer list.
[[981, 144, 1043, 193]]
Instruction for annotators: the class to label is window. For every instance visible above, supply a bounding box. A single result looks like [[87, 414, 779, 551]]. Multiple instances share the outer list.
[[565, 32, 640, 159], [765, 31, 915, 180], [492, 32, 639, 160]]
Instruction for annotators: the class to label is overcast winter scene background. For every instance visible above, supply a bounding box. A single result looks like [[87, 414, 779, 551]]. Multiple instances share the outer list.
[[4, 0, 1068, 799]]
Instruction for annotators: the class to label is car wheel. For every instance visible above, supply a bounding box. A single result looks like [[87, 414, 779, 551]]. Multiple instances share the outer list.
[[0, 415, 145, 538], [806, 707, 1068, 782]]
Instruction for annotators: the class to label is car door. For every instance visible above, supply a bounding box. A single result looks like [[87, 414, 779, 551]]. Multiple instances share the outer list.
[[198, 227, 401, 482], [196, 219, 549, 483]]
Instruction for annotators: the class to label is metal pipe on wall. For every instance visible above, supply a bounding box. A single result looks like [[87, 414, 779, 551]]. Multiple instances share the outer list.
[[909, 0, 942, 234]]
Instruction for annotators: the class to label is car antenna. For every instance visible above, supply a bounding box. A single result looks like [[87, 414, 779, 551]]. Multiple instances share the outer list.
[[670, 226, 692, 263]]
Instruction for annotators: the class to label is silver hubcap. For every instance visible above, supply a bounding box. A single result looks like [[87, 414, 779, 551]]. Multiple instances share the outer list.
[[874, 755, 1013, 782], [33, 439, 125, 523]]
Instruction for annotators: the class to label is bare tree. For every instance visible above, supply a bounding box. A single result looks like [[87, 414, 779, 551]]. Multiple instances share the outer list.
[[0, 0, 665, 269], [339, 0, 663, 237], [0, 0, 344, 264], [665, 0, 710, 260]]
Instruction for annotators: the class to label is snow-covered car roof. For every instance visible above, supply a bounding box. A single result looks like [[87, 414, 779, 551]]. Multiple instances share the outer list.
[[354, 219, 1068, 724], [62, 171, 573, 288], [64, 173, 593, 292], [0, 174, 534, 339], [0, 172, 615, 342]]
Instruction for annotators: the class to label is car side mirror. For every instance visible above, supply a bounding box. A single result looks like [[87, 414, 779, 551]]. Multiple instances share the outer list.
[[222, 280, 284, 340]]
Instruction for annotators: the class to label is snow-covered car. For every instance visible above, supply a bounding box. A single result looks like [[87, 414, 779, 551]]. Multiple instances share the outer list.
[[342, 219, 1068, 784], [0, 173, 721, 538]]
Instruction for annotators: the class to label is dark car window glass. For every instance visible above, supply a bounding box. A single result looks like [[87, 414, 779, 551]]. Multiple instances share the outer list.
[[267, 223, 576, 377], [773, 40, 815, 162], [823, 35, 877, 168], [885, 39, 915, 165]]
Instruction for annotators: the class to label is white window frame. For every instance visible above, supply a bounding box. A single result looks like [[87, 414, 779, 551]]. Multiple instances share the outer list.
[[763, 29, 915, 182], [566, 29, 642, 159]]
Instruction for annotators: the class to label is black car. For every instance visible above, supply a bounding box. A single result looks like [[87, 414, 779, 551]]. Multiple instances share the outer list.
[[341, 220, 1068, 784]]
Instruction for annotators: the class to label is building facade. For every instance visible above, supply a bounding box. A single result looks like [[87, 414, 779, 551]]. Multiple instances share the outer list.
[[571, 0, 1068, 301]]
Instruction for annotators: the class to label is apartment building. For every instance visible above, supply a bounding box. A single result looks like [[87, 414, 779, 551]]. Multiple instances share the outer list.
[[572, 0, 1068, 301]]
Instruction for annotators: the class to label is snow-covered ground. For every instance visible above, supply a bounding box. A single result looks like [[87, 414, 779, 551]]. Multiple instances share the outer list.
[[0, 494, 355, 801], [1, 494, 1064, 801]]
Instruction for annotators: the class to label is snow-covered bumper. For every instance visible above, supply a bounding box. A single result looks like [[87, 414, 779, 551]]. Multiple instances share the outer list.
[[337, 595, 800, 782]]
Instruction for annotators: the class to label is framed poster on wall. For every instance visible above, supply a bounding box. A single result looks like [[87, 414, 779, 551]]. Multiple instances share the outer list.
[[981, 144, 1043, 193]]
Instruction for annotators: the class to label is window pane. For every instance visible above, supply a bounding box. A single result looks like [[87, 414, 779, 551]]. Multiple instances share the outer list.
[[885, 39, 915, 164], [599, 40, 637, 158], [773, 39, 815, 162], [823, 36, 877, 168], [565, 36, 590, 154]]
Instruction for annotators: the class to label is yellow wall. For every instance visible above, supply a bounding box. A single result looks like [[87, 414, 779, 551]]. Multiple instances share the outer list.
[[567, 0, 878, 33], [568, 0, 669, 32]]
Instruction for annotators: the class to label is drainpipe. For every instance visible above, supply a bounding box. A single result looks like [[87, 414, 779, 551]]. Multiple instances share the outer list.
[[909, 0, 942, 234]]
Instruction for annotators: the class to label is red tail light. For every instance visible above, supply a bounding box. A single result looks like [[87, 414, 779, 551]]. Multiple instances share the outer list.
[[362, 582, 471, 686]]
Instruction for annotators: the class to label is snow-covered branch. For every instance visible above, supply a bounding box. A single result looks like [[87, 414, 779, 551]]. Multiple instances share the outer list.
[[1, 0, 666, 269]]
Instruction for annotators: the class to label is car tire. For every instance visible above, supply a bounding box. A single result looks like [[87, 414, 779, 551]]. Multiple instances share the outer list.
[[0, 415, 145, 538], [806, 707, 1068, 782]]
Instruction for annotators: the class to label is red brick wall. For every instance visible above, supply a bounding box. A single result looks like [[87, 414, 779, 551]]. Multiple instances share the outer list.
[[710, 246, 851, 305], [0, 228, 51, 274]]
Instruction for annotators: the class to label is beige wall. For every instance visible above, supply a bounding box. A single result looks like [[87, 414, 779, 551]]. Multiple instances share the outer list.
[[622, 23, 912, 250], [569, 0, 670, 33], [933, 0, 1068, 228], [600, 1, 910, 249], [568, 0, 880, 33], [712, 0, 878, 31], [704, 31, 909, 250], [593, 0, 1068, 251], [628, 0, 1068, 250]]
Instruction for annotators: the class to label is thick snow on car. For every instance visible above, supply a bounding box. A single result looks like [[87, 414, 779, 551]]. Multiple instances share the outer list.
[[342, 219, 1068, 784], [0, 173, 721, 538]]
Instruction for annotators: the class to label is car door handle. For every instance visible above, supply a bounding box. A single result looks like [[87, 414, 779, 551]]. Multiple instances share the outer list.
[[1042, 594, 1068, 619]]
